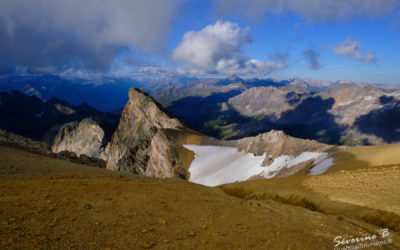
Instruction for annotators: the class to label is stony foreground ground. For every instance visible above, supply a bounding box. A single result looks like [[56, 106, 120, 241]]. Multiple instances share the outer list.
[[1, 145, 399, 249]]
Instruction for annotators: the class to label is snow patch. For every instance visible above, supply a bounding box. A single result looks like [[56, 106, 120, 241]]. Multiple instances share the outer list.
[[309, 158, 334, 175], [183, 145, 265, 187], [184, 145, 328, 186], [262, 152, 322, 178], [313, 152, 329, 165]]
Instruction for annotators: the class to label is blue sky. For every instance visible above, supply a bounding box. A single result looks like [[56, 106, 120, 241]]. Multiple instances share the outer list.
[[1, 0, 399, 84]]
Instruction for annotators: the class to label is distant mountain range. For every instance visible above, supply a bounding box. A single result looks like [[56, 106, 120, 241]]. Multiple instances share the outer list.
[[0, 75, 137, 111], [1, 74, 400, 146], [0, 74, 200, 111]]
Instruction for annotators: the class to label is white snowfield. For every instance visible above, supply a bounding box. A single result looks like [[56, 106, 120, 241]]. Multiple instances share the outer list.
[[183, 145, 333, 186]]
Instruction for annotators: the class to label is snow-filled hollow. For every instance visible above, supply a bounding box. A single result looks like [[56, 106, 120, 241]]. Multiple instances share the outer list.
[[183, 145, 332, 187]]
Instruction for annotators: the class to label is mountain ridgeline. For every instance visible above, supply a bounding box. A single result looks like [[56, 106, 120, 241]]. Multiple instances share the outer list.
[[1, 75, 400, 179], [0, 86, 333, 179]]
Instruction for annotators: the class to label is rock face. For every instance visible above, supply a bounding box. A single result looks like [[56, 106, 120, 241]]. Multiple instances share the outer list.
[[52, 117, 105, 159], [328, 85, 385, 125], [228, 86, 308, 118], [105, 88, 189, 177]]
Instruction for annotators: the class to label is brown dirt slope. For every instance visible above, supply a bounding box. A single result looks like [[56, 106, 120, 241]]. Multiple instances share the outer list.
[[1, 145, 399, 249]]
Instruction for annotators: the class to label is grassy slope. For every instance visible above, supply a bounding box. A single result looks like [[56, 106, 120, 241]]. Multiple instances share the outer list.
[[329, 143, 400, 172], [2, 145, 399, 249], [220, 145, 400, 245]]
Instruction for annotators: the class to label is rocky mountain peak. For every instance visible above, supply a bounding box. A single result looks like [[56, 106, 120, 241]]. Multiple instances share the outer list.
[[105, 88, 188, 177], [125, 88, 184, 129]]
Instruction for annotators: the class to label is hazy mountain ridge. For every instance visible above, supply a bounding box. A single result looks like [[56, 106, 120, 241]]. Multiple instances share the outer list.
[[0, 74, 204, 111], [0, 75, 137, 111], [1, 73, 398, 111]]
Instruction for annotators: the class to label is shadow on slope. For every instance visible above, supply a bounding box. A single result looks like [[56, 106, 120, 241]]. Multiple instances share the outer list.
[[0, 91, 119, 143], [234, 96, 346, 144], [353, 96, 400, 143], [167, 90, 252, 138]]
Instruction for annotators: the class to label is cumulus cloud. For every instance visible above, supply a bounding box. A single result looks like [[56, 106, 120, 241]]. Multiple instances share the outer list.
[[0, 0, 184, 72], [303, 48, 323, 70], [173, 20, 251, 67], [214, 0, 400, 22], [173, 20, 286, 76], [333, 38, 376, 63]]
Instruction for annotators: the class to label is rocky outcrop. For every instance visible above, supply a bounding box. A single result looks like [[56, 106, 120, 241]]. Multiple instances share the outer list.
[[105, 88, 193, 178], [201, 130, 334, 166], [0, 129, 105, 168], [51, 117, 105, 159]]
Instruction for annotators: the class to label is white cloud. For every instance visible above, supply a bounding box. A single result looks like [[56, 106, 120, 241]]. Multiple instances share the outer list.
[[173, 20, 286, 76], [333, 38, 376, 63], [214, 0, 400, 22], [173, 20, 251, 67]]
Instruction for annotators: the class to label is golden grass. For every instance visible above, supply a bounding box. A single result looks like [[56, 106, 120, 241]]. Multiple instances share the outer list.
[[329, 143, 400, 172], [220, 164, 400, 233], [2, 145, 400, 249]]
